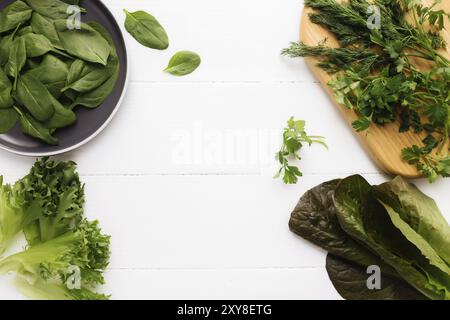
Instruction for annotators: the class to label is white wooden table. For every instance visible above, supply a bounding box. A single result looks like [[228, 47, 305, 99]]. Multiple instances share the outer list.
[[1, 0, 449, 300]]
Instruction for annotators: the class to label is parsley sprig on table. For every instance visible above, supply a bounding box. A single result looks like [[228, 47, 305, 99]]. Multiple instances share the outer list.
[[283, 0, 450, 182], [275, 117, 327, 184]]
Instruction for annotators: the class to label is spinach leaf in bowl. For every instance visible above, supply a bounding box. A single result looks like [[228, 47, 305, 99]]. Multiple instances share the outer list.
[[30, 12, 63, 50], [16, 73, 55, 122], [27, 54, 69, 99], [54, 20, 111, 66], [5, 36, 27, 90], [14, 107, 58, 145], [0, 68, 14, 109], [0, 0, 32, 33], [0, 108, 19, 134], [25, 0, 85, 19]]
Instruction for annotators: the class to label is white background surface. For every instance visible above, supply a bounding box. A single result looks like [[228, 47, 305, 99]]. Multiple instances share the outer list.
[[1, 0, 449, 300]]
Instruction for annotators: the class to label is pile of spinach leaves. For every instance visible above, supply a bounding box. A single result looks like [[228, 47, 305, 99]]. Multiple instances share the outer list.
[[0, 0, 120, 145], [289, 175, 450, 300]]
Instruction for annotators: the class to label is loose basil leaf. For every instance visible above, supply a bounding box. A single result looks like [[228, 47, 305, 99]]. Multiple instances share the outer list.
[[123, 9, 169, 50], [25, 0, 85, 19], [326, 254, 428, 300], [43, 95, 76, 129], [374, 177, 450, 264], [63, 58, 114, 93], [14, 107, 58, 145], [27, 54, 68, 98], [54, 20, 110, 65], [31, 12, 63, 50], [0, 108, 19, 134], [165, 51, 201, 76], [0, 68, 14, 109], [0, 1, 32, 33], [289, 179, 398, 277], [16, 73, 55, 122], [5, 36, 27, 90], [22, 33, 71, 59], [333, 175, 450, 300]]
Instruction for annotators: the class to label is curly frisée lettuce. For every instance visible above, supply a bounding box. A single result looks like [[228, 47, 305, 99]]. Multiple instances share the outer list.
[[13, 277, 109, 300], [0, 220, 110, 299], [20, 158, 85, 245], [0, 158, 111, 300], [0, 177, 39, 255]]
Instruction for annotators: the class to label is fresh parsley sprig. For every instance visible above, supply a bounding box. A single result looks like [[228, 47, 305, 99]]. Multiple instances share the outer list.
[[275, 117, 327, 184]]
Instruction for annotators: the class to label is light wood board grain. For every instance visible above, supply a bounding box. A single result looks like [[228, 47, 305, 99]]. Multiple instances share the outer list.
[[300, 1, 450, 178]]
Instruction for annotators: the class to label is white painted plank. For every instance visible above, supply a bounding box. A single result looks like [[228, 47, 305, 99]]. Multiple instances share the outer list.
[[0, 268, 341, 300], [101, 0, 314, 82], [1, 174, 448, 270], [0, 83, 380, 175]]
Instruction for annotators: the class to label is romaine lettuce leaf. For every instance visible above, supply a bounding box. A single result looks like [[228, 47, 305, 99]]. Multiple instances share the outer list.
[[333, 175, 450, 300], [375, 177, 450, 264]]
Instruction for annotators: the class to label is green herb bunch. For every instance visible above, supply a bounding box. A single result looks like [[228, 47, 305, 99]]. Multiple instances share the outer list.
[[283, 0, 450, 182], [275, 117, 327, 184]]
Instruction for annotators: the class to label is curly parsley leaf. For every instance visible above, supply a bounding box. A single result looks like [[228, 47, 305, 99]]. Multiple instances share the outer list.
[[275, 117, 327, 184]]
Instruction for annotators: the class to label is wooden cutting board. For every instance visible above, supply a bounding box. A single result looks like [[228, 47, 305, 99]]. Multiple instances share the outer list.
[[300, 1, 450, 178]]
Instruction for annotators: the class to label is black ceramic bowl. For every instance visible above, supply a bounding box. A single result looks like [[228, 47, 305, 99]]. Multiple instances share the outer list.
[[0, 0, 128, 156]]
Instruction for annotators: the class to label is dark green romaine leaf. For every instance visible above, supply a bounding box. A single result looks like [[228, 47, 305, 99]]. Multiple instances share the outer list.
[[5, 36, 27, 90], [0, 0, 32, 33], [374, 177, 450, 264], [380, 201, 450, 276], [25, 0, 85, 19], [14, 107, 58, 145], [54, 20, 110, 65], [289, 179, 397, 277], [0, 67, 14, 109], [123, 9, 169, 50], [0, 108, 19, 134], [326, 254, 428, 300], [333, 175, 450, 300], [16, 73, 55, 122]]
